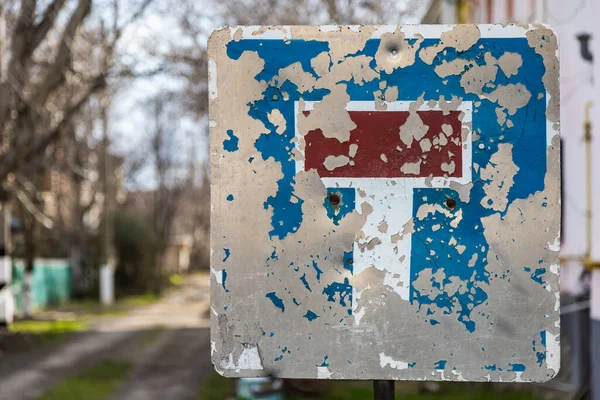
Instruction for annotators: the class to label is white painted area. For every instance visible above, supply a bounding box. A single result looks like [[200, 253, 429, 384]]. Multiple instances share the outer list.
[[317, 366, 333, 378], [221, 347, 264, 370], [99, 265, 114, 306], [451, 369, 467, 381], [379, 352, 409, 370], [0, 287, 14, 324], [591, 269, 600, 321], [0, 256, 11, 283], [512, 372, 525, 382], [545, 330, 560, 373], [351, 284, 369, 326], [320, 25, 341, 32], [208, 58, 218, 100], [229, 24, 548, 41], [295, 100, 472, 304], [210, 267, 224, 285]]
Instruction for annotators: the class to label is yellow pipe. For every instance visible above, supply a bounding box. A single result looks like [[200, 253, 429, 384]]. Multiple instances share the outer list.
[[585, 101, 593, 268], [457, 0, 471, 24]]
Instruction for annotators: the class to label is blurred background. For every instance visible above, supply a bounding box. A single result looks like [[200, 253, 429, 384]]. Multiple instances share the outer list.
[[0, 0, 596, 399]]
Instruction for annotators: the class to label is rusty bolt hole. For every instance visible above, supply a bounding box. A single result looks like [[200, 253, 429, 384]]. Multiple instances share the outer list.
[[348, 259, 354, 265], [328, 193, 341, 206], [446, 198, 457, 209]]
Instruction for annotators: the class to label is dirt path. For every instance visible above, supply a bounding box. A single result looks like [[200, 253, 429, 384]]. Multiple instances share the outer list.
[[0, 274, 212, 400]]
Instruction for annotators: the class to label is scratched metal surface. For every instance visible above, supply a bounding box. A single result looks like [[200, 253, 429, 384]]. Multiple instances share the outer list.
[[209, 24, 561, 382]]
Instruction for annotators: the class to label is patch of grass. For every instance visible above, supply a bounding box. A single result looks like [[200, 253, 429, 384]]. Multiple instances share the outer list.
[[198, 376, 545, 400], [169, 274, 184, 286], [60, 299, 128, 317], [10, 319, 88, 344], [61, 291, 161, 318], [36, 359, 131, 400], [292, 382, 546, 400], [198, 372, 234, 400], [119, 292, 160, 307]]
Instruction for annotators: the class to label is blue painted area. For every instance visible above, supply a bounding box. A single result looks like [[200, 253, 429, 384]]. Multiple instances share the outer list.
[[222, 270, 228, 292], [312, 260, 323, 282], [411, 189, 488, 333], [430, 319, 440, 326], [531, 268, 547, 284], [534, 331, 547, 367], [343, 250, 354, 274], [324, 188, 355, 225], [434, 360, 447, 370], [222, 248, 230, 262], [227, 39, 329, 83], [322, 278, 352, 308], [300, 273, 312, 292], [408, 362, 416, 368], [304, 310, 320, 321], [266, 292, 285, 312], [293, 297, 301, 306], [406, 37, 546, 333], [484, 364, 497, 371], [509, 363, 527, 372], [226, 194, 234, 201], [321, 355, 330, 367], [223, 129, 239, 152]]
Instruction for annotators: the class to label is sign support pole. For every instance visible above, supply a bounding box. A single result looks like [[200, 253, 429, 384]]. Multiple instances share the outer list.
[[373, 380, 394, 400]]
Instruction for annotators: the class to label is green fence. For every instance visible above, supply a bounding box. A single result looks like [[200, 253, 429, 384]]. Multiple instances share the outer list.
[[12, 259, 72, 313]]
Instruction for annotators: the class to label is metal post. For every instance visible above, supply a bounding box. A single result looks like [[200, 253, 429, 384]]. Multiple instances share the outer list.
[[374, 380, 394, 400]]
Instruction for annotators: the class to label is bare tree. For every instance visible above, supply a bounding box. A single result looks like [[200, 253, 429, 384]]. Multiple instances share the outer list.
[[0, 0, 155, 183], [0, 0, 154, 315], [148, 96, 186, 290]]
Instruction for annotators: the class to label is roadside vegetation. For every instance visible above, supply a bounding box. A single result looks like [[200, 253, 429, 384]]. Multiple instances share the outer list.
[[198, 372, 548, 400], [35, 360, 131, 400]]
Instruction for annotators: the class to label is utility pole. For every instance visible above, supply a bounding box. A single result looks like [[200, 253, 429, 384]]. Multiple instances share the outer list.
[[0, 4, 14, 327], [99, 21, 115, 306]]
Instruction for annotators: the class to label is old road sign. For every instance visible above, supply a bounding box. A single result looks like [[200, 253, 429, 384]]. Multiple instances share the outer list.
[[209, 24, 561, 382]]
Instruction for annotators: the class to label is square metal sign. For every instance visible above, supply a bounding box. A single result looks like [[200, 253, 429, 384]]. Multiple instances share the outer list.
[[209, 24, 560, 382]]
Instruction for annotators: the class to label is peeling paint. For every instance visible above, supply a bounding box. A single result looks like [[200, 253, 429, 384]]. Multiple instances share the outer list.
[[210, 24, 560, 382]]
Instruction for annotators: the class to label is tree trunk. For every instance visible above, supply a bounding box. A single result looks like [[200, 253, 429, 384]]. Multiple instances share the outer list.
[[22, 208, 36, 319]]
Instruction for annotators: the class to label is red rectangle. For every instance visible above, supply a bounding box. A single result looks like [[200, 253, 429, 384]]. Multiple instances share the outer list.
[[304, 111, 463, 178]]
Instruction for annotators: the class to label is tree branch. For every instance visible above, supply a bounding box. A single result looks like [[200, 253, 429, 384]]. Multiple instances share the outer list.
[[27, 0, 68, 61], [29, 0, 92, 108], [0, 75, 106, 182]]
